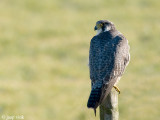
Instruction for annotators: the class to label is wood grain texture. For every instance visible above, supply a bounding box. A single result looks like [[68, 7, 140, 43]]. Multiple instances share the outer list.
[[100, 88, 119, 120]]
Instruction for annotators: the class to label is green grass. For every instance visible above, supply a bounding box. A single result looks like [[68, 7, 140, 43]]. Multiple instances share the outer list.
[[0, 0, 160, 120]]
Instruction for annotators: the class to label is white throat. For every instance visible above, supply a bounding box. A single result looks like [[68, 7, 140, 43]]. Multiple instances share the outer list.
[[96, 29, 102, 36]]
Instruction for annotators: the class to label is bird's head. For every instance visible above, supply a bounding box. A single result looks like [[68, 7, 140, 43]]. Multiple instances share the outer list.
[[94, 20, 115, 35]]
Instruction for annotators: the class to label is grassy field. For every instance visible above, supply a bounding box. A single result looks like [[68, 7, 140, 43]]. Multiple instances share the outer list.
[[0, 0, 160, 120]]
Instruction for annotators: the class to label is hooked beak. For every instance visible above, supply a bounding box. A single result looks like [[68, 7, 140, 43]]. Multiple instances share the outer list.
[[94, 26, 97, 31]]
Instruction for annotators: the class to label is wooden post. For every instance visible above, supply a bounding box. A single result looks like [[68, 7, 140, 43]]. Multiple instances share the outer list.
[[100, 88, 119, 120]]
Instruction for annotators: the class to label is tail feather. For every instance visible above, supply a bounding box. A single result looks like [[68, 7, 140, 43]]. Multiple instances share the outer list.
[[87, 87, 102, 109], [94, 108, 96, 116], [87, 78, 119, 117]]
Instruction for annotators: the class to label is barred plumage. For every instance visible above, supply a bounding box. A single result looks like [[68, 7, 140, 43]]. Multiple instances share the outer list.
[[87, 20, 130, 115]]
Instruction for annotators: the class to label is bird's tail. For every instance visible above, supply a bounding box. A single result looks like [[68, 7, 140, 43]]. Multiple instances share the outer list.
[[87, 87, 102, 115]]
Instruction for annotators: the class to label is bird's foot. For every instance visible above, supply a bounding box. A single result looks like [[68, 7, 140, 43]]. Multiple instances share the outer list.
[[113, 86, 120, 94]]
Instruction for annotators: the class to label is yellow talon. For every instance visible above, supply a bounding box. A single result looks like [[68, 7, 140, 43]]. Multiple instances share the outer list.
[[113, 86, 120, 94]]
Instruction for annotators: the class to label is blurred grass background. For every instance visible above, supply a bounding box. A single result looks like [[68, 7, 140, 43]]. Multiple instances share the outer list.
[[0, 0, 160, 120]]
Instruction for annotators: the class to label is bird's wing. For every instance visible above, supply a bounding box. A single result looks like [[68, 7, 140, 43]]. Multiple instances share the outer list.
[[89, 32, 130, 107], [100, 34, 130, 104]]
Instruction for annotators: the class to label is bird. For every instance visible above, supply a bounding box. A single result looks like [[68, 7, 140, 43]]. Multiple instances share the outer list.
[[87, 20, 130, 116]]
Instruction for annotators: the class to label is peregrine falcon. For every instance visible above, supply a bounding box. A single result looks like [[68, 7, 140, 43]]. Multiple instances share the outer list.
[[87, 20, 130, 115]]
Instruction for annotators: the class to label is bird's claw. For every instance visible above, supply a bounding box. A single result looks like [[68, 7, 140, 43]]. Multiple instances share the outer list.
[[113, 86, 120, 94]]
